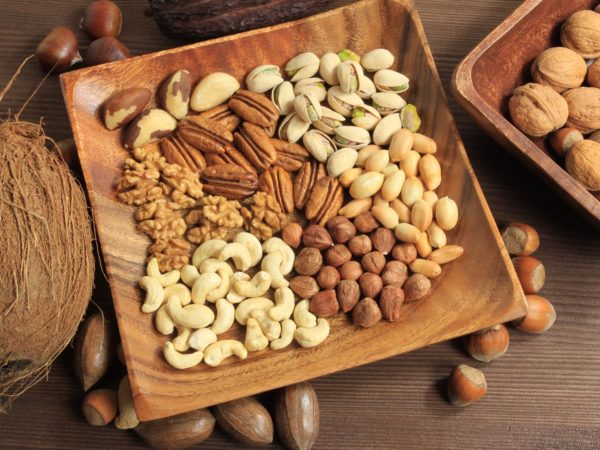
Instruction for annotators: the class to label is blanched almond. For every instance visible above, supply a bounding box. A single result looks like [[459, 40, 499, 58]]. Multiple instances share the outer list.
[[419, 154, 442, 190], [339, 198, 373, 218], [395, 223, 421, 244], [401, 176, 423, 207], [410, 199, 433, 231], [428, 245, 464, 264], [412, 133, 437, 154], [399, 150, 420, 177], [339, 167, 363, 188], [390, 199, 411, 223], [389, 128, 413, 162], [381, 170, 406, 201], [415, 231, 432, 258], [435, 196, 459, 230], [427, 221, 447, 248], [372, 204, 399, 229], [409, 258, 442, 278], [349, 172, 385, 199], [365, 150, 390, 172]]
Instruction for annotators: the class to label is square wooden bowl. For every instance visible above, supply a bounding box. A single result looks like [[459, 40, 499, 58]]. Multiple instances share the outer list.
[[61, 0, 526, 421], [453, 0, 600, 227]]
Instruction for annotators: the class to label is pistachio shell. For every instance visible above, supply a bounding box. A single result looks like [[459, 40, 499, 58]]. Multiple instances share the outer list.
[[334, 126, 371, 149], [351, 104, 381, 130], [371, 91, 407, 116], [294, 78, 327, 102], [320, 52, 341, 85], [361, 49, 395, 72], [191, 72, 240, 112], [327, 147, 358, 177], [246, 65, 284, 93], [303, 130, 337, 162], [286, 52, 320, 82], [327, 86, 364, 117], [293, 92, 323, 123], [373, 113, 403, 146], [349, 172, 385, 199], [357, 76, 376, 99], [314, 106, 346, 135], [272, 81, 295, 115], [374, 69, 410, 93], [400, 104, 421, 132], [337, 61, 364, 94], [279, 113, 310, 143]]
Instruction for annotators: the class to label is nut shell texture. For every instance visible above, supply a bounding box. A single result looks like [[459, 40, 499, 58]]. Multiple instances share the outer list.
[[561, 10, 600, 58], [563, 87, 600, 133], [508, 83, 568, 137], [530, 47, 586, 92], [565, 140, 600, 191]]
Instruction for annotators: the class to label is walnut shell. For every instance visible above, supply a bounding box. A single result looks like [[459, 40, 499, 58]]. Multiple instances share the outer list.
[[565, 140, 600, 191], [561, 10, 600, 59], [508, 83, 568, 137], [563, 87, 600, 133], [530, 47, 586, 93]]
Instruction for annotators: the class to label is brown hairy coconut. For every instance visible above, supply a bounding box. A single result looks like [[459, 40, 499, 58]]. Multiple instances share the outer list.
[[0, 112, 94, 410]]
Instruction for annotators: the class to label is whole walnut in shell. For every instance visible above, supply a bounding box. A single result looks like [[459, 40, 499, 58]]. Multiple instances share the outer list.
[[508, 83, 569, 137], [587, 59, 600, 88], [530, 47, 586, 93], [561, 10, 600, 59], [562, 87, 600, 134], [565, 140, 600, 191]]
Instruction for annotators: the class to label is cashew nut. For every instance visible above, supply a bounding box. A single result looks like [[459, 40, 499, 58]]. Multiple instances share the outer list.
[[211, 298, 235, 335], [269, 287, 295, 321], [251, 309, 282, 341], [173, 326, 192, 352], [203, 340, 248, 367], [192, 239, 227, 269], [270, 319, 297, 350], [181, 264, 200, 287], [167, 296, 215, 329], [189, 328, 217, 351], [114, 376, 139, 430], [191, 272, 222, 304], [163, 341, 204, 369], [234, 271, 272, 298], [155, 304, 175, 335], [199, 259, 233, 301], [233, 232, 263, 267], [139, 276, 164, 313], [262, 237, 295, 275], [227, 272, 250, 303], [164, 283, 192, 306], [218, 242, 252, 271], [293, 299, 317, 328], [147, 257, 180, 287], [294, 318, 330, 348], [261, 252, 288, 289], [245, 317, 269, 352], [235, 297, 275, 325]]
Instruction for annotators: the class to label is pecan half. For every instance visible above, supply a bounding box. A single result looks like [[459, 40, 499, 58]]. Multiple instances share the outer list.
[[258, 166, 294, 214], [201, 163, 258, 200], [293, 160, 326, 210], [305, 176, 344, 226], [229, 89, 279, 128], [177, 116, 234, 154], [160, 135, 206, 173], [198, 104, 240, 132], [205, 148, 257, 174], [271, 138, 310, 172], [234, 122, 277, 172]]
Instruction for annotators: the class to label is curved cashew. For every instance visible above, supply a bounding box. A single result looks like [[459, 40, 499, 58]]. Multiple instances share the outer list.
[[293, 299, 317, 328], [203, 340, 248, 367], [164, 283, 192, 306], [245, 318, 269, 352], [140, 276, 164, 313], [181, 264, 200, 287], [147, 257, 180, 287], [218, 242, 252, 271], [114, 376, 139, 430], [189, 328, 217, 351], [155, 304, 175, 335], [211, 298, 235, 335], [261, 252, 288, 289], [271, 319, 297, 350], [227, 272, 250, 303], [262, 237, 295, 275], [294, 318, 330, 348], [234, 232, 263, 267], [251, 309, 282, 341], [163, 341, 204, 369], [234, 271, 272, 298], [269, 287, 295, 321], [191, 272, 222, 304], [173, 326, 192, 352], [199, 259, 233, 301], [192, 239, 227, 269], [167, 296, 215, 329], [235, 297, 275, 325]]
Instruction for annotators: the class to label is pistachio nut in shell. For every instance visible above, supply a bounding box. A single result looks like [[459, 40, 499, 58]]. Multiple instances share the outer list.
[[327, 86, 365, 117], [508, 83, 568, 137], [372, 91, 407, 116], [320, 52, 341, 85], [361, 48, 395, 72], [352, 104, 382, 131], [335, 125, 371, 149], [279, 113, 310, 143], [314, 106, 346, 135], [530, 47, 587, 93], [373, 113, 403, 146], [562, 87, 600, 134], [293, 92, 323, 123], [565, 139, 600, 191], [337, 60, 364, 94], [327, 147, 358, 178], [349, 171, 385, 199], [191, 72, 240, 112], [286, 52, 320, 81], [374, 69, 410, 93], [401, 104, 421, 132], [272, 81, 295, 115], [303, 130, 337, 163], [358, 76, 376, 99], [294, 77, 327, 102], [246, 64, 284, 94]]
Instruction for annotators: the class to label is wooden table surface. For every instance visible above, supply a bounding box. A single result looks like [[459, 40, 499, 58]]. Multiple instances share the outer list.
[[1, 1, 599, 449]]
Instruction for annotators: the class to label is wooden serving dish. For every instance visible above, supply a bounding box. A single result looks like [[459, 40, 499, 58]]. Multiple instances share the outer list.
[[61, 0, 526, 421], [452, 0, 600, 226]]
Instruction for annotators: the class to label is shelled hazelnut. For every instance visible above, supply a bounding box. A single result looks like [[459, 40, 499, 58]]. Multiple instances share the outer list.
[[361, 251, 386, 274], [381, 260, 408, 286], [316, 266, 340, 290], [294, 247, 323, 276], [391, 243, 417, 264], [309, 290, 339, 317], [325, 244, 352, 267], [348, 235, 372, 256], [326, 216, 356, 244], [339, 261, 363, 281], [290, 276, 320, 299], [352, 298, 382, 328], [282, 223, 303, 248], [354, 211, 380, 233], [359, 272, 383, 298], [370, 227, 395, 255], [302, 224, 333, 249], [403, 274, 431, 302], [337, 280, 361, 312], [379, 285, 404, 322]]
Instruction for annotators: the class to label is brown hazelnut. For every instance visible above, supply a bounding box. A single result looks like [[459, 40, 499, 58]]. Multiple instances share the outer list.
[[316, 266, 340, 290], [289, 276, 320, 299], [336, 280, 361, 312], [309, 290, 339, 317], [281, 222, 303, 248], [448, 364, 487, 407], [381, 260, 408, 286], [508, 83, 568, 137], [348, 234, 372, 256], [352, 298, 382, 328], [339, 261, 363, 281], [302, 224, 333, 250], [391, 243, 417, 264], [361, 251, 386, 274], [325, 244, 352, 267], [403, 274, 431, 302], [549, 127, 583, 158], [294, 247, 323, 276], [354, 211, 380, 233], [587, 58, 600, 88], [370, 227, 395, 255], [380, 285, 405, 322], [359, 272, 383, 298], [327, 216, 356, 244]]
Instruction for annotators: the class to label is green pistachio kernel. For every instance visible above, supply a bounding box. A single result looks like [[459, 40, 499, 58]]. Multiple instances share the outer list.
[[338, 49, 360, 62], [401, 104, 421, 132]]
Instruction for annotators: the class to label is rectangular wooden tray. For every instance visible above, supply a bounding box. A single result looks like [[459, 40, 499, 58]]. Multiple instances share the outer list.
[[452, 0, 600, 226], [61, 0, 526, 421]]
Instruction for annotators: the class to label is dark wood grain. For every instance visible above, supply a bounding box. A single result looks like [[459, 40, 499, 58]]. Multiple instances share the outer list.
[[0, 0, 599, 449]]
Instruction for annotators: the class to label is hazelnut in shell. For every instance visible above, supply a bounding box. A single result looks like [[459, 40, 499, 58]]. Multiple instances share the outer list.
[[508, 83, 568, 137], [339, 260, 363, 281], [512, 256, 545, 294], [317, 266, 340, 290], [530, 47, 586, 93], [464, 324, 509, 363], [513, 294, 556, 334], [348, 234, 372, 256], [549, 127, 583, 158], [82, 388, 118, 426], [359, 272, 383, 298], [561, 10, 600, 59], [326, 216, 356, 244], [562, 87, 600, 134], [501, 222, 540, 256], [565, 139, 600, 191], [352, 298, 382, 328], [447, 365, 487, 407]]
